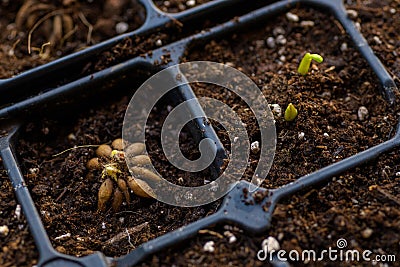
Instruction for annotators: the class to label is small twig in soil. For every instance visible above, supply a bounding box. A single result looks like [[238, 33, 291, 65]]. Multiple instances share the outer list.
[[198, 229, 224, 239], [114, 210, 142, 216], [370, 185, 400, 206], [52, 144, 99, 157], [8, 39, 21, 57], [55, 187, 68, 202], [354, 0, 382, 13], [104, 222, 149, 246], [164, 13, 183, 28], [78, 12, 93, 45], [54, 232, 71, 240], [126, 228, 134, 248], [333, 20, 345, 35], [324, 66, 336, 73]]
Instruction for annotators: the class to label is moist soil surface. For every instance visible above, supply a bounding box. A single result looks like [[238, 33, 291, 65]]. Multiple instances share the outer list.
[[1, 1, 400, 267], [0, 0, 144, 79], [154, 0, 210, 13]]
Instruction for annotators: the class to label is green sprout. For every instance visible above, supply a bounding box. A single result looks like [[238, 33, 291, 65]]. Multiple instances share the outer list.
[[284, 103, 298, 122], [297, 53, 324, 75]]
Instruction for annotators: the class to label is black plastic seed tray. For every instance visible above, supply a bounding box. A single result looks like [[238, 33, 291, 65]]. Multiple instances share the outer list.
[[0, 0, 398, 266]]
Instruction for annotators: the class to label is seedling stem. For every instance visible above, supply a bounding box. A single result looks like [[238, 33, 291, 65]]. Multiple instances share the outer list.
[[298, 53, 323, 75]]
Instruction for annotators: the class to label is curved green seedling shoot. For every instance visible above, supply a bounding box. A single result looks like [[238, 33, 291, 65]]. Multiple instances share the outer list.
[[298, 53, 324, 76], [284, 103, 298, 122]]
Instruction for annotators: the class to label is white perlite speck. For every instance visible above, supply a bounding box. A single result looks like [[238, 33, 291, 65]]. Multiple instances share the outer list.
[[15, 205, 21, 220], [266, 37, 275, 48], [358, 106, 369, 121], [203, 241, 215, 252], [275, 35, 287, 45], [346, 9, 358, 19], [273, 26, 285, 36], [373, 36, 382, 45], [361, 228, 373, 239], [270, 104, 282, 117], [251, 141, 260, 153], [354, 22, 361, 31], [55, 233, 71, 240], [155, 39, 163, 46], [224, 231, 237, 243], [286, 12, 299, 22], [298, 132, 305, 140], [0, 225, 9, 236], [261, 236, 280, 252], [186, 0, 195, 6], [115, 22, 129, 34], [300, 20, 315, 27], [340, 42, 348, 52]]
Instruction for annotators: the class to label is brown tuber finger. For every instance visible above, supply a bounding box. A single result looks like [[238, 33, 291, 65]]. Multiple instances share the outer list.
[[117, 178, 130, 204], [127, 177, 156, 198], [15, 0, 36, 29], [129, 166, 161, 183], [52, 15, 63, 44], [26, 13, 40, 30], [125, 143, 145, 157], [127, 155, 151, 166], [112, 188, 123, 212], [112, 138, 124, 151], [62, 14, 74, 38], [96, 144, 112, 158], [98, 178, 113, 211], [87, 157, 101, 170]]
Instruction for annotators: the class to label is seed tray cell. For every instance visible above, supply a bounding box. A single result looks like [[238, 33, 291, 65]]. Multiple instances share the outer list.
[[0, 0, 398, 266]]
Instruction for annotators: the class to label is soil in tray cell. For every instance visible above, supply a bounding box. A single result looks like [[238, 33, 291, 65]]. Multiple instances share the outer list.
[[17, 95, 220, 257], [152, 6, 400, 267], [0, 0, 144, 78], [0, 166, 39, 267]]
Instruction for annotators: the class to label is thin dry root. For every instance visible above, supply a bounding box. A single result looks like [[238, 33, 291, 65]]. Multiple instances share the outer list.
[[98, 178, 113, 211], [104, 222, 149, 246], [16, 2, 54, 29], [78, 11, 93, 44], [28, 9, 69, 54]]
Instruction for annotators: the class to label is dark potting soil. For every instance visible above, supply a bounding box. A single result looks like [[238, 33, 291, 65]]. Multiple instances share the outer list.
[[154, 0, 211, 13], [0, 0, 144, 79], [1, 1, 399, 267]]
